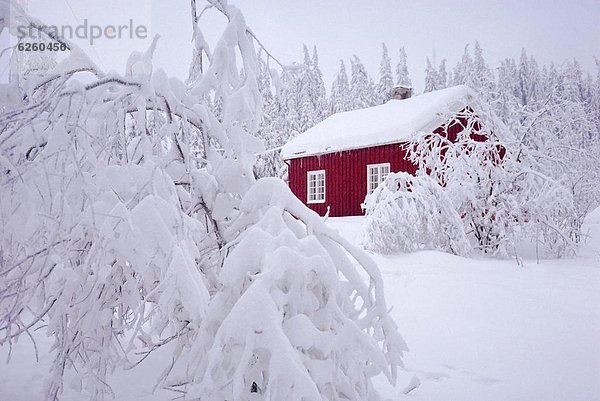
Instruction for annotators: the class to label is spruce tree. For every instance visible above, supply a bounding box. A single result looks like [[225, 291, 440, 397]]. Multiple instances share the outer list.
[[395, 47, 412, 87], [452, 44, 473, 86], [311, 45, 328, 119], [471, 41, 495, 94], [424, 57, 439, 92], [438, 59, 448, 89], [376, 43, 394, 103], [298, 45, 316, 132], [330, 60, 351, 113], [350, 55, 375, 110]]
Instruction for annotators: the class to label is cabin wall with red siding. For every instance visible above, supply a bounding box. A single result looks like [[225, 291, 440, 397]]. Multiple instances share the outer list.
[[286, 118, 472, 217], [287, 142, 416, 217]]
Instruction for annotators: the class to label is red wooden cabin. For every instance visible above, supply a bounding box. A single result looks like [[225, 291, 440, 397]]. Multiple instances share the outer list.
[[281, 85, 480, 217]]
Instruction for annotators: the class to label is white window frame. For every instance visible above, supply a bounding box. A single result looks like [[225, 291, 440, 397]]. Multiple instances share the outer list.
[[367, 163, 391, 195], [307, 170, 326, 204]]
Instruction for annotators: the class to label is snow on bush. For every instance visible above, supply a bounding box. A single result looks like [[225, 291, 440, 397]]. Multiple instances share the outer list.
[[361, 91, 582, 258], [405, 103, 579, 257], [0, 1, 404, 400], [186, 178, 406, 400], [362, 172, 470, 256], [408, 127, 519, 255]]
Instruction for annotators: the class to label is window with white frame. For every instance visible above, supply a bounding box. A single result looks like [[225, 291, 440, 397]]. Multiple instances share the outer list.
[[367, 163, 390, 195], [307, 170, 326, 203]]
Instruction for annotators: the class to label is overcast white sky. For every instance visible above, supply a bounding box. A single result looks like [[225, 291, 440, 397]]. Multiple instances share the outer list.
[[5, 0, 600, 91]]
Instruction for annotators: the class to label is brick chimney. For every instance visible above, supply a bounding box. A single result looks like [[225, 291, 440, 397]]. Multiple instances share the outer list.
[[391, 85, 413, 100]]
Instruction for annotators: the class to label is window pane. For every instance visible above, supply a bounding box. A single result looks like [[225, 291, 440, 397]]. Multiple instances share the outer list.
[[308, 171, 325, 202]]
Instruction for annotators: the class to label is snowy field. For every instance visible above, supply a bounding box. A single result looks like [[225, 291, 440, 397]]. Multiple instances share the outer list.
[[329, 215, 600, 401], [1, 213, 599, 401]]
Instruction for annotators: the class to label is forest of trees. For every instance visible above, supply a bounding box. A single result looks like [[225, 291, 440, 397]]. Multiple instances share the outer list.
[[255, 41, 600, 183]]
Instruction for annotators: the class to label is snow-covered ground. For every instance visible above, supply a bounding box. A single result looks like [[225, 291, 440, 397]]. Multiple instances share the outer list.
[[2, 212, 599, 400], [330, 213, 600, 401]]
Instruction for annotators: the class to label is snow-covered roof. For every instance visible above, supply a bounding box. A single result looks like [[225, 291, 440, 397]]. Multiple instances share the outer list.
[[281, 85, 474, 160]]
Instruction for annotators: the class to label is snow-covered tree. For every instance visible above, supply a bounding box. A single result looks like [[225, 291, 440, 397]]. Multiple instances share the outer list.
[[254, 44, 330, 179], [330, 59, 352, 113], [437, 59, 448, 89], [297, 44, 317, 132], [350, 55, 376, 110], [424, 57, 440, 92], [522, 63, 600, 243], [451, 45, 473, 86], [492, 52, 600, 245], [511, 49, 545, 108], [254, 43, 332, 179], [311, 45, 328, 120], [395, 47, 412, 87], [0, 2, 405, 401], [254, 54, 284, 179], [187, 178, 406, 400], [470, 41, 495, 94], [376, 43, 394, 104], [424, 57, 449, 93], [450, 42, 493, 95], [293, 44, 330, 133], [591, 58, 600, 136], [6, 1, 57, 85], [406, 101, 580, 257], [363, 172, 470, 255], [495, 57, 521, 120]]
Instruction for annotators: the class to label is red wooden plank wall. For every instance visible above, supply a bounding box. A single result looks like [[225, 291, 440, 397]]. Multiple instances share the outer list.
[[287, 119, 470, 217], [287, 142, 415, 217]]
